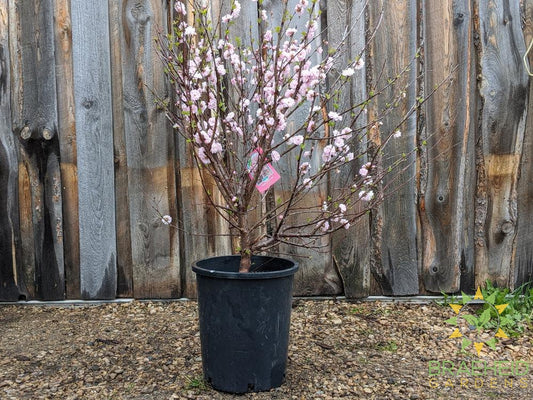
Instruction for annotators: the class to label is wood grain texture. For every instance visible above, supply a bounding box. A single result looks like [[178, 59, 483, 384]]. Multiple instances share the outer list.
[[0, 1, 26, 301], [176, 0, 242, 298], [328, 0, 370, 298], [71, 0, 117, 299], [513, 0, 533, 287], [3, 0, 533, 299], [261, 0, 333, 296], [116, 0, 180, 299], [420, 0, 476, 293], [367, 0, 419, 295], [107, 0, 134, 298], [475, 0, 529, 288], [10, 0, 65, 300], [55, 0, 81, 299]]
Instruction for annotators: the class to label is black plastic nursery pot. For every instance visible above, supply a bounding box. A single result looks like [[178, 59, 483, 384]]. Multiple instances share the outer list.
[[192, 255, 299, 393]]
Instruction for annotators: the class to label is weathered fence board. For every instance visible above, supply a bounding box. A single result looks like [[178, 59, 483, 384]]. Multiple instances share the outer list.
[[514, 0, 533, 287], [262, 0, 334, 296], [328, 0, 371, 298], [177, 0, 234, 299], [108, 0, 134, 298], [475, 0, 529, 288], [54, 0, 81, 299], [9, 0, 64, 300], [367, 0, 419, 295], [420, 0, 476, 293], [0, 1, 26, 301], [116, 0, 180, 299], [71, 0, 117, 299]]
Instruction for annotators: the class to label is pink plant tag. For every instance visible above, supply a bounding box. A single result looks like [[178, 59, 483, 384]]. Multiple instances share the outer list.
[[246, 149, 281, 193]]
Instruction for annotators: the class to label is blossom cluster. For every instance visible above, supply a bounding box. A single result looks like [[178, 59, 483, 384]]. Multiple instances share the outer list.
[[158, 0, 390, 242]]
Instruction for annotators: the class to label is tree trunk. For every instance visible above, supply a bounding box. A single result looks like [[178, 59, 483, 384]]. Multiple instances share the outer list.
[[239, 251, 251, 273]]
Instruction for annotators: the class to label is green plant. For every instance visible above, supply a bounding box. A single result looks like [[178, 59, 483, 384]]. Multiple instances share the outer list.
[[184, 376, 208, 391], [442, 281, 533, 340], [377, 340, 398, 352], [481, 281, 533, 337]]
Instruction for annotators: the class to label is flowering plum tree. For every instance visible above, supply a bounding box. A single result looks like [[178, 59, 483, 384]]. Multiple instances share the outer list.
[[157, 0, 426, 272]]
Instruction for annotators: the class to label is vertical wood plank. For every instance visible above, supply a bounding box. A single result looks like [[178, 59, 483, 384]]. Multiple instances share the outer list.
[[513, 0, 533, 287], [9, 0, 64, 300], [116, 0, 180, 299], [175, 0, 244, 298], [55, 0, 81, 299], [328, 0, 371, 298], [259, 0, 333, 296], [474, 0, 529, 288], [420, 0, 476, 293], [108, 0, 134, 298], [0, 1, 26, 301], [367, 0, 419, 295], [71, 0, 117, 299]]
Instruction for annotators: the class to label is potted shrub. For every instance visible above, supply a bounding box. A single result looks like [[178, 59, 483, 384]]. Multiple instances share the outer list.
[[156, 0, 424, 393]]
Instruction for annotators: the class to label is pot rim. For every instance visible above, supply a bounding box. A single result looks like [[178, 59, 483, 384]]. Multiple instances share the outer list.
[[192, 255, 299, 280]]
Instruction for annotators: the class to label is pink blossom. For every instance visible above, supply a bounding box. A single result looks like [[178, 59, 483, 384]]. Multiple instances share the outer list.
[[271, 151, 280, 162], [197, 147, 211, 164], [280, 97, 296, 108], [322, 144, 336, 162], [174, 1, 186, 15], [341, 68, 355, 77], [294, 0, 308, 14], [306, 90, 316, 101], [211, 142, 223, 154], [289, 135, 304, 146], [215, 59, 226, 75], [184, 26, 196, 36], [339, 203, 347, 213], [354, 58, 365, 70], [266, 117, 275, 127], [339, 127, 352, 139], [303, 178, 313, 189], [340, 218, 350, 229], [276, 114, 287, 131], [190, 89, 201, 101], [264, 30, 273, 42], [299, 162, 310, 174], [328, 111, 342, 122], [221, 0, 241, 23], [286, 28, 298, 37], [393, 130, 402, 138], [359, 190, 374, 202], [161, 215, 173, 225]]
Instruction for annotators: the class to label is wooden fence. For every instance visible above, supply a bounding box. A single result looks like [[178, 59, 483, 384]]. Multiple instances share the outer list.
[[0, 0, 532, 301]]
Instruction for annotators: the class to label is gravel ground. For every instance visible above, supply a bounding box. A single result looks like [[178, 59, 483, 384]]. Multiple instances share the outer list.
[[1, 299, 532, 399]]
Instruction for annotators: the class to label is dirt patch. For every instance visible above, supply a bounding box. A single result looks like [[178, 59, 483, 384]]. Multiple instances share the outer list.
[[1, 300, 531, 399]]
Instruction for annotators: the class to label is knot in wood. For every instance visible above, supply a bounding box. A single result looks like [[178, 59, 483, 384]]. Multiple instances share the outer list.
[[453, 13, 464, 27], [82, 98, 96, 110], [20, 126, 32, 140], [42, 128, 54, 140], [500, 220, 514, 235]]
